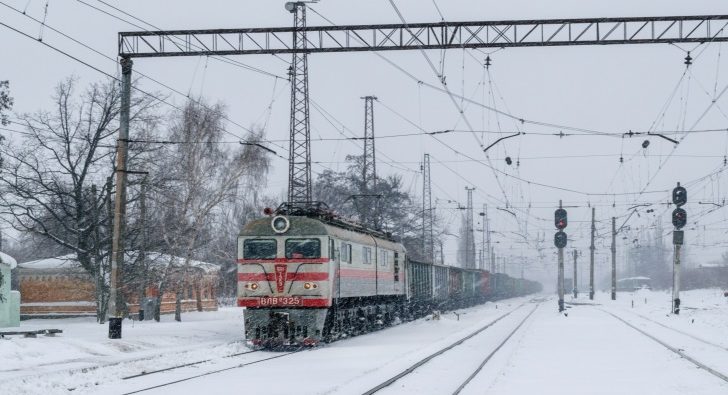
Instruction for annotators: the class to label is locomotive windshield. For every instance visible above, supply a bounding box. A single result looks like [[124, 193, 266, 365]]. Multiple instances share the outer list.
[[285, 238, 321, 259], [243, 239, 277, 259]]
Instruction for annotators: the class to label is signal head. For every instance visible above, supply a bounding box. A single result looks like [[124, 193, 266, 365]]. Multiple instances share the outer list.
[[672, 185, 687, 207], [555, 208, 568, 230], [672, 208, 687, 229], [554, 231, 567, 248]]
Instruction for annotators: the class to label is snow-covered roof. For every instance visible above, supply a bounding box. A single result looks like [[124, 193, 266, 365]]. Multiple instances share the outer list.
[[698, 262, 728, 268], [0, 251, 17, 269], [18, 255, 80, 270], [18, 252, 219, 273], [143, 252, 219, 274], [617, 276, 651, 282]]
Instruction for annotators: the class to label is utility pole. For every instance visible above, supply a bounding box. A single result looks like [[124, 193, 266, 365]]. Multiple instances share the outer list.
[[481, 206, 486, 270], [589, 207, 595, 300], [138, 177, 148, 319], [573, 249, 578, 298], [287, 2, 312, 207], [478, 205, 488, 270], [108, 57, 133, 339], [360, 95, 378, 228], [611, 216, 617, 300], [671, 182, 687, 314], [485, 205, 492, 272], [558, 246, 565, 312], [422, 153, 434, 263], [555, 200, 568, 312], [465, 187, 476, 269]]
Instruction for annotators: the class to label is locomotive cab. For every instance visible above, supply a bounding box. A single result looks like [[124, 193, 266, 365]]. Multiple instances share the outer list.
[[237, 209, 407, 347], [238, 215, 332, 347]]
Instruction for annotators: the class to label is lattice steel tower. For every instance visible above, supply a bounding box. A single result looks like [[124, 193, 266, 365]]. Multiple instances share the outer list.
[[287, 2, 312, 206], [358, 95, 379, 227], [362, 96, 377, 194], [465, 187, 476, 268], [422, 154, 435, 263]]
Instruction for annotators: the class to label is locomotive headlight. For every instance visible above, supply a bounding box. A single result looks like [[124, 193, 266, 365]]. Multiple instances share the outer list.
[[303, 282, 318, 290], [271, 215, 290, 234], [245, 282, 259, 290]]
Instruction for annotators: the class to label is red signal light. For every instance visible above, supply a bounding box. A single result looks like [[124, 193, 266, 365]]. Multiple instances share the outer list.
[[555, 208, 568, 230], [263, 207, 274, 216]]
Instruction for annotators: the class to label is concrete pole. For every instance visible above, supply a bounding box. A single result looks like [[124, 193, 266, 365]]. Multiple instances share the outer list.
[[485, 205, 492, 272], [573, 249, 578, 298], [611, 216, 617, 301], [672, 243, 681, 314], [481, 204, 487, 270], [589, 207, 595, 300], [558, 247, 564, 312], [108, 57, 132, 339]]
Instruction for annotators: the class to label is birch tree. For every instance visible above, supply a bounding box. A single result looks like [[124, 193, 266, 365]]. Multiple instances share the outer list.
[[0, 77, 161, 321], [148, 98, 270, 321]]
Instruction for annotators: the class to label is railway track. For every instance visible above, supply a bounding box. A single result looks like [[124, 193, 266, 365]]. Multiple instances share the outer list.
[[122, 349, 261, 380], [623, 310, 728, 353], [120, 348, 305, 395], [602, 309, 728, 384], [362, 300, 542, 395]]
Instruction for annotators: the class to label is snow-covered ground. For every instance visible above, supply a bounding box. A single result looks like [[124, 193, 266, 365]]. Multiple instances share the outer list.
[[2, 289, 727, 394]]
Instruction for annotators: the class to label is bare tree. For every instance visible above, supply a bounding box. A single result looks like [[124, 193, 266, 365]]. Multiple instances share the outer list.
[[0, 77, 161, 322], [0, 80, 12, 126], [148, 98, 270, 321]]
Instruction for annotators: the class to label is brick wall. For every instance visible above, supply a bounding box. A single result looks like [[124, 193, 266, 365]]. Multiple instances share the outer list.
[[18, 267, 219, 317]]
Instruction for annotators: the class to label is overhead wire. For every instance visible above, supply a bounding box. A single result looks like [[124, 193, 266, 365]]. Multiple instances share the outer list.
[[0, 1, 287, 157]]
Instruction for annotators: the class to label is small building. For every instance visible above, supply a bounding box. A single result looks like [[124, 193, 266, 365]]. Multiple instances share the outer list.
[[17, 256, 97, 317], [0, 251, 20, 327], [17, 253, 220, 319]]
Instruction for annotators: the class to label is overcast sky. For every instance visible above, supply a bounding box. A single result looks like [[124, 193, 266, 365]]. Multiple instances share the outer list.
[[3, 0, 728, 287]]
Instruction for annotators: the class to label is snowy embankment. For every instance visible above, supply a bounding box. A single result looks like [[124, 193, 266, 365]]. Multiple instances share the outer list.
[[4, 290, 726, 395], [2, 298, 534, 394], [601, 287, 728, 350], [1, 308, 245, 392]]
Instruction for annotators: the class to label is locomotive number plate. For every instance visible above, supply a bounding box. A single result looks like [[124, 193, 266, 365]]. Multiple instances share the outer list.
[[259, 296, 302, 306]]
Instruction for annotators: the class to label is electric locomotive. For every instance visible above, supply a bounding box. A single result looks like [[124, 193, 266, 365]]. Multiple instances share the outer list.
[[238, 203, 406, 347]]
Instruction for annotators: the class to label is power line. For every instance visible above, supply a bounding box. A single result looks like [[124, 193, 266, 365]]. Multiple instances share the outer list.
[[0, 4, 286, 156]]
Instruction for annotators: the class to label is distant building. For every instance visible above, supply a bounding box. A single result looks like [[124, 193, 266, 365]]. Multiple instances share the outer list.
[[0, 251, 20, 327], [17, 253, 220, 319]]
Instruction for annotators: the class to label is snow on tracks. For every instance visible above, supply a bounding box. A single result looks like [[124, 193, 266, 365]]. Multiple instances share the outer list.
[[364, 299, 542, 394], [602, 309, 728, 383]]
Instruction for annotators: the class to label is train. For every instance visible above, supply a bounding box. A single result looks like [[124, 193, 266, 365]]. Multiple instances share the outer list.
[[237, 203, 542, 347]]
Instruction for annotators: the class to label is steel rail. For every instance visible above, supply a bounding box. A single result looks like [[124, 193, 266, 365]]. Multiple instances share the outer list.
[[120, 348, 305, 395], [121, 349, 261, 380], [623, 309, 728, 353], [452, 304, 539, 394], [602, 310, 728, 383], [362, 300, 540, 394]]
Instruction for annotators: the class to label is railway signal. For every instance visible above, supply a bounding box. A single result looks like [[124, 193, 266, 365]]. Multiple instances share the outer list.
[[672, 184, 687, 207], [671, 183, 686, 315], [555, 208, 568, 230], [555, 202, 567, 312], [554, 231, 567, 248], [672, 208, 687, 229]]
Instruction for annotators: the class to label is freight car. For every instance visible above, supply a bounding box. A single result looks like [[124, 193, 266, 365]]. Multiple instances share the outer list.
[[237, 204, 540, 347]]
